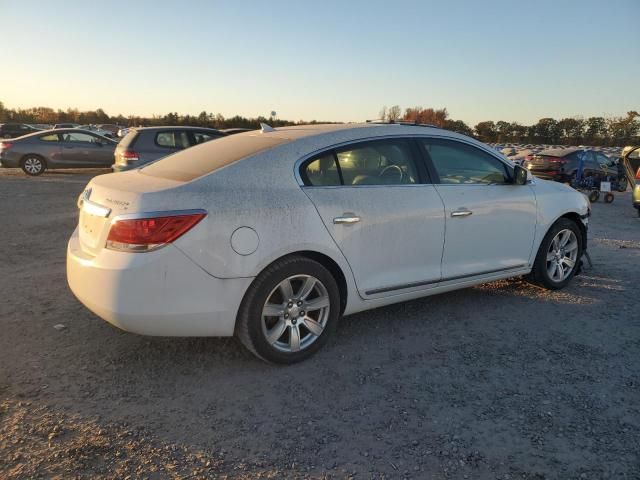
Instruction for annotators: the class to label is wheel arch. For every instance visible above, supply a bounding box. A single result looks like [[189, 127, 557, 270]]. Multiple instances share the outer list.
[[249, 250, 349, 315]]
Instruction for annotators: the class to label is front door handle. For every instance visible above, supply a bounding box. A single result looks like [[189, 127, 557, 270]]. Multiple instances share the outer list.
[[333, 215, 361, 225], [451, 209, 472, 218]]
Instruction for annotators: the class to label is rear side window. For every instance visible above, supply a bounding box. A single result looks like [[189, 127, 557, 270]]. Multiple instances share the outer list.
[[302, 153, 341, 186], [301, 139, 422, 186], [156, 131, 189, 149], [421, 139, 510, 184]]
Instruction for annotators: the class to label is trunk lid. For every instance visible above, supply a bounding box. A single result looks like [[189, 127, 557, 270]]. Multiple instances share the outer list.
[[77, 170, 184, 256]]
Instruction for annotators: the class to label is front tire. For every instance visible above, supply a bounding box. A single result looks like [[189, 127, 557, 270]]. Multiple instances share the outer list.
[[528, 218, 582, 290], [235, 255, 341, 364], [21, 155, 46, 176]]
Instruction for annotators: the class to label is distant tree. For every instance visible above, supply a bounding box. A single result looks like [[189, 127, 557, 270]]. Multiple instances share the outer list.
[[495, 120, 512, 142], [443, 119, 473, 136], [532, 118, 560, 144], [378, 105, 387, 121], [584, 117, 607, 145], [387, 105, 402, 122], [474, 121, 497, 142], [403, 107, 449, 127], [557, 117, 584, 145]]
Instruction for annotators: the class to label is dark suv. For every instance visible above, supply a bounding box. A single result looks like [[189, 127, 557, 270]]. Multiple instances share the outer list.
[[0, 123, 40, 139], [112, 126, 225, 172], [524, 147, 626, 190]]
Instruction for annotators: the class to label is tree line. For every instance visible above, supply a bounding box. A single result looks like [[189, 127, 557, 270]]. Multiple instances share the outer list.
[[1, 100, 638, 147], [380, 105, 639, 147]]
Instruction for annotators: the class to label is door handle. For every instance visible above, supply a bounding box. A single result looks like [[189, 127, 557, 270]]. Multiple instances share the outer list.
[[333, 215, 361, 225], [451, 209, 472, 218]]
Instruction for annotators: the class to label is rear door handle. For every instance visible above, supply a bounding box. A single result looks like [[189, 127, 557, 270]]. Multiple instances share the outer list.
[[451, 209, 472, 218], [333, 215, 361, 225]]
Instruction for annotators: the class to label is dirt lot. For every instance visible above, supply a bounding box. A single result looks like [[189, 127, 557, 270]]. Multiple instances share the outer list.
[[1, 168, 639, 479]]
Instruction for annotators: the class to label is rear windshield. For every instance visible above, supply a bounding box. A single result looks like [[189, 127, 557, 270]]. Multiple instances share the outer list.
[[140, 134, 290, 182]]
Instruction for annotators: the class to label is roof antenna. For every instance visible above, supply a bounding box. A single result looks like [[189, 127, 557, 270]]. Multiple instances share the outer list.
[[260, 122, 275, 133]]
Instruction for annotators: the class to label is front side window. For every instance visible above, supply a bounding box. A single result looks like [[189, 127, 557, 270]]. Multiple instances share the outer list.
[[421, 139, 510, 184], [156, 131, 189, 149]]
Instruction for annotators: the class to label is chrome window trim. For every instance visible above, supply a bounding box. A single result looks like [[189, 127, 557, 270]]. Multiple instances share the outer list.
[[294, 133, 514, 187]]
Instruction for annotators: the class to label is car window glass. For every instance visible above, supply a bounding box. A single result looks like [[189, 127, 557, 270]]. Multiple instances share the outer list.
[[302, 153, 341, 186], [39, 134, 59, 142], [336, 140, 419, 185], [192, 131, 219, 145], [63, 132, 100, 144], [422, 139, 510, 184], [156, 131, 190, 149]]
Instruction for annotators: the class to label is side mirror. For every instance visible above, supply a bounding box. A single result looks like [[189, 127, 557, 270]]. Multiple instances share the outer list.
[[513, 165, 528, 185]]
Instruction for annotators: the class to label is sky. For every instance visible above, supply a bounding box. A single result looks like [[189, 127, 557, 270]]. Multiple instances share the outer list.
[[1, 0, 638, 126]]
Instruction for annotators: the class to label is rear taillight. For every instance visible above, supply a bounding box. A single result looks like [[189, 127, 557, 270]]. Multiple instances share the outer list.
[[635, 168, 640, 180], [120, 149, 139, 163], [0, 142, 13, 151], [106, 212, 206, 252], [547, 157, 566, 165]]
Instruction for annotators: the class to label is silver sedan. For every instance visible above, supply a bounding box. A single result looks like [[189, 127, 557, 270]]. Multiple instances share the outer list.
[[0, 129, 116, 175]]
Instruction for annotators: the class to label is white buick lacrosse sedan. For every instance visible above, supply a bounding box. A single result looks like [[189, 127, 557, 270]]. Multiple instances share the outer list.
[[67, 123, 590, 363]]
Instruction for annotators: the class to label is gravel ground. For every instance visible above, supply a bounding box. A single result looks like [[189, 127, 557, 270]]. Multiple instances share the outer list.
[[1, 168, 639, 479]]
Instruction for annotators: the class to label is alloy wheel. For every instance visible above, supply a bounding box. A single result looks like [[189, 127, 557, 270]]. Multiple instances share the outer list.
[[261, 274, 330, 353], [546, 229, 578, 282], [23, 157, 43, 175]]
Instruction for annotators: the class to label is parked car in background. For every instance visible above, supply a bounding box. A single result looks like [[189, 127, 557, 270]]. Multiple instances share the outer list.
[[0, 123, 41, 138], [524, 147, 627, 190], [54, 123, 80, 129], [97, 124, 122, 136], [620, 146, 640, 216], [68, 123, 589, 364], [112, 126, 225, 171], [77, 125, 115, 138], [0, 129, 116, 175]]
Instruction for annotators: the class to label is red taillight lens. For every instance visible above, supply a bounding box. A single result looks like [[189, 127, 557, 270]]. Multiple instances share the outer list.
[[120, 150, 139, 162], [635, 168, 640, 180], [0, 142, 13, 151], [547, 157, 566, 165], [106, 213, 205, 252]]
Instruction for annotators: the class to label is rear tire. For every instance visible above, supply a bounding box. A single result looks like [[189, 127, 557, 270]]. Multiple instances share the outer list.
[[20, 155, 46, 176], [527, 218, 582, 290], [588, 190, 599, 202], [604, 192, 614, 204], [235, 255, 341, 364]]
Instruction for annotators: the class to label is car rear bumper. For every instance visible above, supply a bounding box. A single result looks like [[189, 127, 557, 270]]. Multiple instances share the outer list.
[[633, 186, 640, 208], [67, 227, 253, 336]]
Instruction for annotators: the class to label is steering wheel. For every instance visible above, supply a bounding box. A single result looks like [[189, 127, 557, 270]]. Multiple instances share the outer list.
[[379, 164, 403, 183]]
